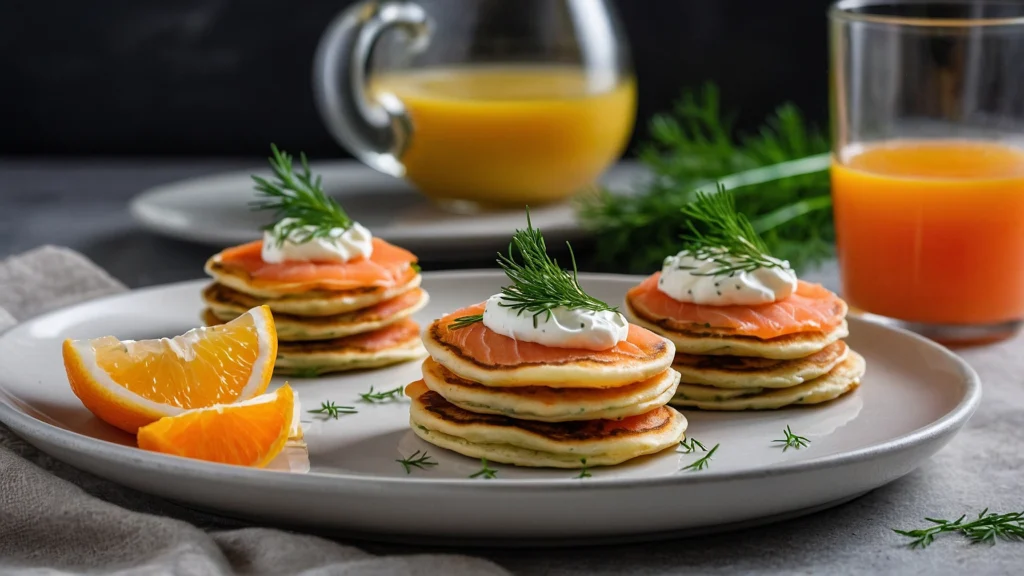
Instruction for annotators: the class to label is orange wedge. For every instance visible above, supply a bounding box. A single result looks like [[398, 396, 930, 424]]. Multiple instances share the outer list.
[[63, 305, 277, 433], [137, 384, 297, 467]]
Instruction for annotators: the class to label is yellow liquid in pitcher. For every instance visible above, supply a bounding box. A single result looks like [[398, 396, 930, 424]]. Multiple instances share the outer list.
[[369, 66, 636, 207]]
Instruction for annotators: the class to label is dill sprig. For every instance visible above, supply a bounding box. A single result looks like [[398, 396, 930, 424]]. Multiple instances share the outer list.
[[578, 83, 832, 274], [575, 458, 592, 479], [451, 209, 616, 329], [307, 400, 357, 419], [395, 450, 438, 474], [681, 443, 719, 472], [358, 385, 405, 403], [677, 437, 707, 454], [679, 185, 787, 276], [469, 458, 498, 479], [772, 425, 810, 451], [893, 509, 1024, 548], [251, 144, 353, 246], [450, 314, 484, 330]]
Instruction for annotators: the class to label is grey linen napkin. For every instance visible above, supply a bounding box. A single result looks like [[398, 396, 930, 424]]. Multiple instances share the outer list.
[[0, 246, 510, 576]]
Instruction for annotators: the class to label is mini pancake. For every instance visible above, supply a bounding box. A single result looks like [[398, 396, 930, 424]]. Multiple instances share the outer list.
[[670, 350, 865, 411], [673, 341, 850, 389], [406, 381, 687, 468], [673, 383, 764, 401], [626, 298, 848, 359], [201, 275, 422, 317], [204, 288, 429, 342], [626, 275, 848, 340], [205, 238, 418, 298], [420, 358, 680, 422], [422, 303, 675, 389], [273, 319, 427, 377]]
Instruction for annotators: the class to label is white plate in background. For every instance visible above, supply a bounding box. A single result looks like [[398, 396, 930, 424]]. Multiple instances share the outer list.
[[129, 161, 650, 260]]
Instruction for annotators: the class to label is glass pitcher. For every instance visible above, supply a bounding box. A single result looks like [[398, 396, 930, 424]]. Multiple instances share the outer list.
[[313, 0, 636, 212]]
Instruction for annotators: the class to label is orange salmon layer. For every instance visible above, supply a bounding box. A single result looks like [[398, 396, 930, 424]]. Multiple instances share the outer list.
[[432, 303, 668, 367], [279, 318, 421, 353], [216, 238, 417, 293], [627, 275, 846, 340], [305, 287, 424, 322], [406, 379, 675, 435]]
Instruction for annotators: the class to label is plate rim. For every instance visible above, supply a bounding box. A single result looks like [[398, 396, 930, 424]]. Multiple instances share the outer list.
[[0, 271, 982, 493], [127, 160, 647, 248], [128, 161, 398, 247]]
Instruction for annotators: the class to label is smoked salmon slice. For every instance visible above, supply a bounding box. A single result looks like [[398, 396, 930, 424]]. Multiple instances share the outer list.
[[406, 379, 676, 436], [627, 274, 846, 340], [432, 303, 668, 367], [340, 287, 424, 322], [216, 238, 417, 293], [278, 318, 420, 352]]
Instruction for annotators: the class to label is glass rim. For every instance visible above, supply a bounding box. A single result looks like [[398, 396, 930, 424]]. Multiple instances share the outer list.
[[829, 0, 1024, 27]]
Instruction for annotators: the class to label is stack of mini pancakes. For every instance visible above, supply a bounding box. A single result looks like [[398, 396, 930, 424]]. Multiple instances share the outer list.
[[202, 252, 428, 377], [404, 304, 689, 468], [624, 281, 865, 411]]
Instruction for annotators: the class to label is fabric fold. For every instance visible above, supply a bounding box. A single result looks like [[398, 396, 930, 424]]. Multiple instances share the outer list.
[[0, 246, 510, 576]]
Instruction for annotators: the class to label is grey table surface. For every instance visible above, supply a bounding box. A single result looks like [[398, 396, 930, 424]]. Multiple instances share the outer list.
[[1, 159, 1022, 575]]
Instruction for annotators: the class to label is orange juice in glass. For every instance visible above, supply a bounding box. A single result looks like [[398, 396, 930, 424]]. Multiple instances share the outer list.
[[830, 1, 1024, 343]]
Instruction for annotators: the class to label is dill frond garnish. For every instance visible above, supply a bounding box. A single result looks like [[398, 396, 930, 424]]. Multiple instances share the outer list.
[[893, 509, 1024, 548], [450, 314, 484, 330], [358, 385, 405, 403], [396, 450, 438, 474], [469, 458, 498, 479], [678, 185, 787, 276], [307, 400, 357, 419], [451, 209, 616, 329], [250, 143, 353, 247], [677, 437, 707, 454], [681, 443, 719, 472], [772, 425, 810, 451], [575, 458, 592, 479]]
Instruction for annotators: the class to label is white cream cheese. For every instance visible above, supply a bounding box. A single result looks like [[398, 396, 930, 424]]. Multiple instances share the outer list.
[[261, 218, 373, 263], [481, 294, 629, 350], [657, 249, 797, 305]]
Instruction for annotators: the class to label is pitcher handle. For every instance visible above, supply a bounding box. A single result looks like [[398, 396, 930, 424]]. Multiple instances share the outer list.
[[313, 1, 431, 178]]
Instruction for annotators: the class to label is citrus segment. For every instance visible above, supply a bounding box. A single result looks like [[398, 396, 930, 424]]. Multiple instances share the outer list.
[[137, 384, 296, 468], [63, 305, 277, 433]]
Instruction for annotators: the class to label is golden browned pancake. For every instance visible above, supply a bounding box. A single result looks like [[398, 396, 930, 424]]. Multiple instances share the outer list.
[[670, 350, 865, 410], [625, 298, 847, 359], [420, 358, 680, 422], [203, 287, 429, 342], [671, 383, 764, 401], [406, 381, 687, 468], [201, 268, 422, 315], [673, 341, 849, 389]]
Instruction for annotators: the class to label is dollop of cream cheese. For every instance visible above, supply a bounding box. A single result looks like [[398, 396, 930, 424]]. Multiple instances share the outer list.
[[657, 249, 797, 305], [261, 218, 373, 264], [481, 294, 629, 350]]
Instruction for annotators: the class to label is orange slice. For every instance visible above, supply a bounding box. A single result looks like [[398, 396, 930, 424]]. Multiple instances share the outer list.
[[63, 305, 277, 434], [137, 384, 296, 467]]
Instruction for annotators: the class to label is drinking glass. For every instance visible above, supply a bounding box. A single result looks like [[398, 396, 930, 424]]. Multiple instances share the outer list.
[[829, 0, 1024, 344], [313, 0, 635, 212]]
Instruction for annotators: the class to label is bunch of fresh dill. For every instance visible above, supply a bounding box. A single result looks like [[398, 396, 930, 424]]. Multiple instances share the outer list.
[[578, 83, 833, 274]]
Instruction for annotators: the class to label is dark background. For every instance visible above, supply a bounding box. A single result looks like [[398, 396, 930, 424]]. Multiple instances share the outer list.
[[3, 0, 835, 158]]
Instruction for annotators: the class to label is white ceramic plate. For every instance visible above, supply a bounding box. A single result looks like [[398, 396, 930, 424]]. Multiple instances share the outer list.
[[0, 272, 980, 545], [129, 161, 650, 259]]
